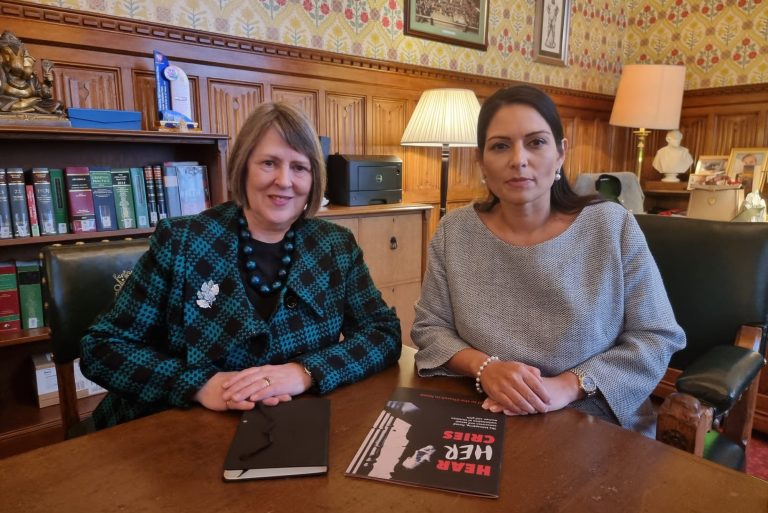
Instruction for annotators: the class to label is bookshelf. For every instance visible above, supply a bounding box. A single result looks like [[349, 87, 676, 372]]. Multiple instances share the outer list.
[[0, 127, 228, 457]]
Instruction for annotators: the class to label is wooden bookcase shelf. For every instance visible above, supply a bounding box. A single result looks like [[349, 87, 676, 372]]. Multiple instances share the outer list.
[[0, 127, 228, 458], [0, 327, 50, 348]]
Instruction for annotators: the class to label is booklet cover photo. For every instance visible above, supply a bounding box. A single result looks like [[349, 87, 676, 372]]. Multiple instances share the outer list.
[[345, 387, 505, 498]]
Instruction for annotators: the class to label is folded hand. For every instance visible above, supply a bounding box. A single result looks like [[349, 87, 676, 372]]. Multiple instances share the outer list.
[[479, 360, 551, 415]]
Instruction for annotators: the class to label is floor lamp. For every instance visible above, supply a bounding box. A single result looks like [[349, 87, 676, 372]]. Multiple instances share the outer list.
[[401, 89, 480, 218], [609, 64, 686, 181]]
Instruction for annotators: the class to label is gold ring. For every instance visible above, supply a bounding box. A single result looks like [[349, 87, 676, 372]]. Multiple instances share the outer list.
[[263, 377, 272, 387]]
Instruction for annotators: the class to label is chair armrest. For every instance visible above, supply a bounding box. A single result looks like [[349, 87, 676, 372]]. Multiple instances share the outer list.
[[677, 345, 765, 415]]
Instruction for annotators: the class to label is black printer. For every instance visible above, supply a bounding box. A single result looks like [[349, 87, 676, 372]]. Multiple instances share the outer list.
[[327, 154, 402, 206]]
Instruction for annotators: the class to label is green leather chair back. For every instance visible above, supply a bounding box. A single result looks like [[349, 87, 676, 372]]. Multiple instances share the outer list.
[[635, 215, 768, 370], [42, 239, 150, 364]]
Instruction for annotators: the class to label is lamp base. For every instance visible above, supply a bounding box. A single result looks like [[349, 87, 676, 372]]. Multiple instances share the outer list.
[[660, 173, 682, 183]]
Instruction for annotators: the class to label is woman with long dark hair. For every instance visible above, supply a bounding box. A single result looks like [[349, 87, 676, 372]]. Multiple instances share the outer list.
[[412, 85, 684, 437]]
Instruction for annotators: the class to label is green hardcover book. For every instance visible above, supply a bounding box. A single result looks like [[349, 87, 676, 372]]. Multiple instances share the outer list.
[[15, 260, 43, 329], [48, 168, 69, 234], [129, 167, 150, 228], [0, 261, 20, 331], [88, 167, 117, 232], [111, 168, 137, 229]]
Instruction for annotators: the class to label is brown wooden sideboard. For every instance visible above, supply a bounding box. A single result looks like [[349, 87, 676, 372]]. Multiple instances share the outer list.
[[319, 203, 431, 348]]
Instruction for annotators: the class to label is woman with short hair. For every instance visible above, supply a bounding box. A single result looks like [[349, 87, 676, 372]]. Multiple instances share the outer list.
[[81, 102, 401, 428]]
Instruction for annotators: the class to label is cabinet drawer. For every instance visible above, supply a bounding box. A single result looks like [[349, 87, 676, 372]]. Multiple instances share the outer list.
[[379, 281, 421, 348], [357, 214, 421, 287]]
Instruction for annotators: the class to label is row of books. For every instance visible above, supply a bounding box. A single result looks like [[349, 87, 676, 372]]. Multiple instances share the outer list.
[[0, 260, 43, 332], [0, 162, 210, 239]]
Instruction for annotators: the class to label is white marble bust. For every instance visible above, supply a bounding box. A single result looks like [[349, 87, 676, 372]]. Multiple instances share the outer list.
[[652, 130, 694, 182]]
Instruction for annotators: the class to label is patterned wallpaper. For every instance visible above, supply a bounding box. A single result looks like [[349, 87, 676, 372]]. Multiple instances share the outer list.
[[624, 0, 768, 90], [23, 0, 768, 92]]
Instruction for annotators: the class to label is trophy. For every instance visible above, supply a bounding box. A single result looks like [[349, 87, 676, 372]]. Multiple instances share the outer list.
[[154, 50, 198, 131]]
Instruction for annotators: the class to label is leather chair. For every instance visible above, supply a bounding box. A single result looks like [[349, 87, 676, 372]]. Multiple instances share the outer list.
[[635, 215, 767, 470], [41, 239, 149, 437]]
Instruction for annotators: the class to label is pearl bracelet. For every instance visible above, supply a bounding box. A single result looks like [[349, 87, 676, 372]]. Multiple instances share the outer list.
[[475, 356, 499, 394]]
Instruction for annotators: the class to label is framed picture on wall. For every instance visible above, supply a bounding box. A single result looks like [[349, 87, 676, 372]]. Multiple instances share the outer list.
[[533, 0, 571, 66], [726, 148, 768, 195], [404, 0, 489, 51]]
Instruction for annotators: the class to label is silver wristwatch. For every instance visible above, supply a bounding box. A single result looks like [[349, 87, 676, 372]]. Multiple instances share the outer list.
[[570, 368, 597, 397]]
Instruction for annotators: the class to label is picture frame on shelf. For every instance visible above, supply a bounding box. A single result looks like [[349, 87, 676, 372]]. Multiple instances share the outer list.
[[533, 0, 571, 66], [404, 0, 489, 51], [694, 155, 729, 175], [726, 148, 768, 195], [688, 155, 729, 190]]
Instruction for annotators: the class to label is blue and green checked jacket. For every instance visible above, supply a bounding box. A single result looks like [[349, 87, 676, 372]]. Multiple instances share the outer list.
[[80, 202, 401, 428]]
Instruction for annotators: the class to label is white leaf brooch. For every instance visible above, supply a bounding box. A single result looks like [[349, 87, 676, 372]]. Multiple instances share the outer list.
[[196, 280, 219, 309]]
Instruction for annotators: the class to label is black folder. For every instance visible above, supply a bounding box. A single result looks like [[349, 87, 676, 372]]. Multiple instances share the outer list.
[[223, 399, 330, 481]]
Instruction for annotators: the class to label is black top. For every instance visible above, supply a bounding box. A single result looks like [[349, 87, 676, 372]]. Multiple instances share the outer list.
[[238, 238, 283, 320]]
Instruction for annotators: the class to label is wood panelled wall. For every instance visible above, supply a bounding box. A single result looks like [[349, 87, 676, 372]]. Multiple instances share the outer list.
[[3, 0, 768, 233], [0, 0, 626, 235]]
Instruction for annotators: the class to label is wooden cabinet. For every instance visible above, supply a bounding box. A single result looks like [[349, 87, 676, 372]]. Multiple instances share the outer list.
[[643, 180, 691, 213], [0, 127, 228, 458], [318, 204, 431, 347]]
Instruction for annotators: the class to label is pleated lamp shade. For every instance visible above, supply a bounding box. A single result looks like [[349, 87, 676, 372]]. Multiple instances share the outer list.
[[400, 89, 480, 147], [400, 88, 480, 218]]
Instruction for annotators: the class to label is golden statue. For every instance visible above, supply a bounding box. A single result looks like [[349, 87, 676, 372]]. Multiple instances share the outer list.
[[0, 30, 67, 123]]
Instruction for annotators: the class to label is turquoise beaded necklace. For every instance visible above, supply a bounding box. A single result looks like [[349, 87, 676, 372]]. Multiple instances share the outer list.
[[238, 214, 296, 296]]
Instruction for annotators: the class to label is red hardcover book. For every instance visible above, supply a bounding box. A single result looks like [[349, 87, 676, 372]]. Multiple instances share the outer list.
[[64, 166, 97, 233], [25, 184, 40, 237], [0, 261, 21, 332]]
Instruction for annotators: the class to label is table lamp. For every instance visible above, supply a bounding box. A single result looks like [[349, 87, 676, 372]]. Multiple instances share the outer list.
[[401, 88, 480, 218], [609, 64, 686, 181]]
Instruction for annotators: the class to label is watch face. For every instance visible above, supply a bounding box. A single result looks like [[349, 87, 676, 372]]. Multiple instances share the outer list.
[[582, 376, 597, 393]]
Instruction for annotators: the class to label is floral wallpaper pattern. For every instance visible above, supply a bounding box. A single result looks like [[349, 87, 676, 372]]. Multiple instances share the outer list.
[[25, 0, 768, 92], [624, 0, 768, 89]]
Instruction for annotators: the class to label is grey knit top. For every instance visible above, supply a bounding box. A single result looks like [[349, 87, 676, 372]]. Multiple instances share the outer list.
[[412, 202, 686, 437]]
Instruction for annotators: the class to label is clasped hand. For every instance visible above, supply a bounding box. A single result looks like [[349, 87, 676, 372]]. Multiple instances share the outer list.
[[479, 361, 579, 416], [194, 362, 311, 411]]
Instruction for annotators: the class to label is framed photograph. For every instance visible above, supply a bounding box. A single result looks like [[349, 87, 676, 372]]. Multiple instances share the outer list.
[[726, 148, 768, 194], [404, 0, 489, 51], [533, 0, 571, 66], [694, 155, 729, 175]]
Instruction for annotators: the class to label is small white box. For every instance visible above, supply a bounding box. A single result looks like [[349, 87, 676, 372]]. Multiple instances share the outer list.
[[32, 353, 106, 408]]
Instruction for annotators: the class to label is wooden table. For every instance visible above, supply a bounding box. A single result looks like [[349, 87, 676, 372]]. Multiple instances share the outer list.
[[1, 347, 766, 512]]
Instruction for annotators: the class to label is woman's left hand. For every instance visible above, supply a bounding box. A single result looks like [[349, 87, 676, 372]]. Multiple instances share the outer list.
[[482, 372, 581, 416], [222, 362, 311, 405]]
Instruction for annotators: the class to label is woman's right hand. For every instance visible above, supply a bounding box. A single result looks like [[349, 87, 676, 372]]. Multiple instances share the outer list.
[[479, 361, 551, 415], [195, 371, 258, 411]]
